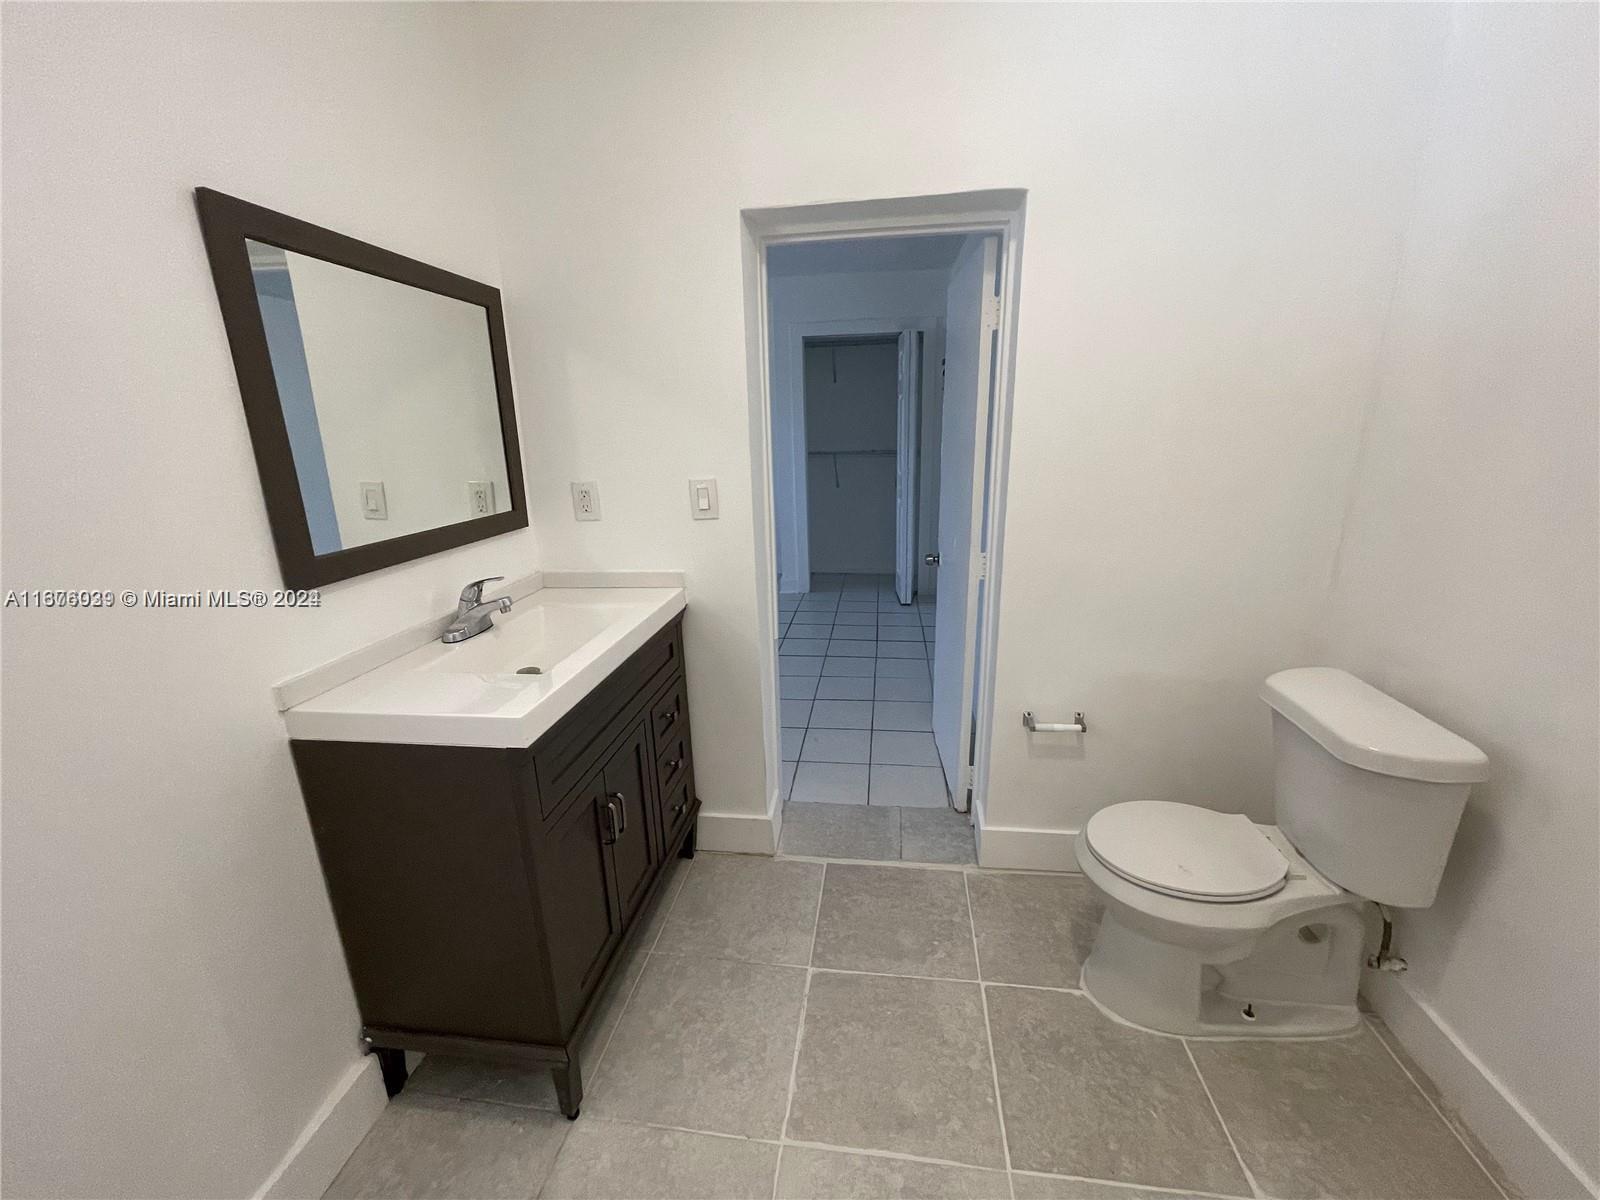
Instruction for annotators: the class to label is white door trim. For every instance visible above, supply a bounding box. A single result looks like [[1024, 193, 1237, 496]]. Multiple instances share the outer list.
[[742, 190, 1027, 834], [895, 329, 921, 606]]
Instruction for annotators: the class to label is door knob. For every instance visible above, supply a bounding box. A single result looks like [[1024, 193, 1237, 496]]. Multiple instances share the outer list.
[[924, 553, 940, 566]]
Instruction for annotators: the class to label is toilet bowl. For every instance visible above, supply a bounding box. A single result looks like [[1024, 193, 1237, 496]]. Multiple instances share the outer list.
[[1074, 668, 1488, 1038], [1074, 802, 1365, 1036]]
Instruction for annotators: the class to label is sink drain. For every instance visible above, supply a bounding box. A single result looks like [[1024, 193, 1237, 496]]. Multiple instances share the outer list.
[[516, 666, 543, 675]]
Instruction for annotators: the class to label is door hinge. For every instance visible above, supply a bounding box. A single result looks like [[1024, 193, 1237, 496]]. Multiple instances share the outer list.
[[976, 551, 988, 580], [982, 295, 1002, 328]]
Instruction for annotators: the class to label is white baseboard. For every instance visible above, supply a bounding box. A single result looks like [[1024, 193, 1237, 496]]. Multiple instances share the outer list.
[[695, 802, 778, 855], [256, 1056, 387, 1200], [975, 820, 1080, 872], [1364, 970, 1597, 1200]]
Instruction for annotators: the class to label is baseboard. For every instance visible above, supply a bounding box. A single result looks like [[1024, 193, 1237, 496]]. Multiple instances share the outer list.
[[975, 820, 1080, 872], [1364, 971, 1597, 1200], [695, 802, 778, 855], [255, 1056, 387, 1200]]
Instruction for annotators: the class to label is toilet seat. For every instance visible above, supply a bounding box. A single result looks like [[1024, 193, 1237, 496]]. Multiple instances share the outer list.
[[1084, 801, 1289, 902]]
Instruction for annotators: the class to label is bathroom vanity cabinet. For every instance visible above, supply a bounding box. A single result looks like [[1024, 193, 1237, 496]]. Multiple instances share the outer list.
[[291, 615, 697, 1119]]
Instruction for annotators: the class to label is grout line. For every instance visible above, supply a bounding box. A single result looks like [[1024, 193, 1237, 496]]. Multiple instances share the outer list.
[[964, 870, 1016, 1199], [1182, 1038, 1265, 1200], [773, 862, 828, 1200], [1364, 1016, 1511, 1200], [778, 1135, 1007, 1175], [1007, 1169, 1256, 1200]]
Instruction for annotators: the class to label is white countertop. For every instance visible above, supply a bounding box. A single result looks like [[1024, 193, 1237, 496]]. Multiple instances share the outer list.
[[282, 583, 686, 749]]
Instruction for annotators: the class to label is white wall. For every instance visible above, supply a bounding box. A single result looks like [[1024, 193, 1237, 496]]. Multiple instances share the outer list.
[[475, 0, 1446, 846], [803, 341, 899, 574], [0, 6, 537, 1197], [1312, 5, 1599, 1193]]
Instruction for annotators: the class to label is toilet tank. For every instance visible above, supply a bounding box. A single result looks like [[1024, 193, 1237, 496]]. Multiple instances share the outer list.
[[1262, 668, 1488, 908]]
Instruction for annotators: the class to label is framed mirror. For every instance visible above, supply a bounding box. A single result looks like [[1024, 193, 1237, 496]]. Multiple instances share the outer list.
[[195, 188, 527, 588]]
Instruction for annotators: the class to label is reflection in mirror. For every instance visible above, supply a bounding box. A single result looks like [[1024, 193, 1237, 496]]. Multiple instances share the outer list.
[[246, 240, 512, 555]]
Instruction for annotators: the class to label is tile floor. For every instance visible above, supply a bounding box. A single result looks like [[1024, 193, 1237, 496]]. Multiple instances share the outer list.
[[777, 573, 946, 812], [328, 853, 1514, 1200]]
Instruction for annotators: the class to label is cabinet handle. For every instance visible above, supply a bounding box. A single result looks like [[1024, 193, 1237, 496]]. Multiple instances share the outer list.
[[609, 792, 627, 835], [601, 800, 619, 844]]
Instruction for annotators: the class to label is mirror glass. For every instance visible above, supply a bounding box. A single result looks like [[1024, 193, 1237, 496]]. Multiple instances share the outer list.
[[246, 240, 513, 555]]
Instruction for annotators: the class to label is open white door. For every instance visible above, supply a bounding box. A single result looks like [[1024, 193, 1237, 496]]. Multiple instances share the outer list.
[[894, 331, 920, 606], [931, 236, 1000, 807]]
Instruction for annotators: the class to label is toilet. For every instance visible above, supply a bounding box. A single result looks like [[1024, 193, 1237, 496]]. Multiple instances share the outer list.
[[1074, 667, 1488, 1038]]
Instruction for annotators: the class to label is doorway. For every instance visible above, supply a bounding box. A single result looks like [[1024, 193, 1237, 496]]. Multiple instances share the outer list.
[[746, 196, 1023, 862]]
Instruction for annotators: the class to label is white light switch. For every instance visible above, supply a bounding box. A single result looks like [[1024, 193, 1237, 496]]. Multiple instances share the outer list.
[[689, 478, 719, 520], [360, 481, 388, 520]]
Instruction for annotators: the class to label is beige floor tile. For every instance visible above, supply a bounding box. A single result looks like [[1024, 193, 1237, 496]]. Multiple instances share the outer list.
[[900, 808, 976, 865], [1188, 1024, 1502, 1200], [1364, 1016, 1520, 1199], [1009, 1172, 1229, 1199], [812, 864, 978, 979], [652, 853, 823, 966], [966, 871, 1100, 988], [777, 1147, 1008, 1198], [324, 1092, 566, 1199], [541, 1118, 778, 1199], [786, 972, 1005, 1168], [586, 952, 806, 1139], [780, 803, 900, 860], [986, 987, 1248, 1193]]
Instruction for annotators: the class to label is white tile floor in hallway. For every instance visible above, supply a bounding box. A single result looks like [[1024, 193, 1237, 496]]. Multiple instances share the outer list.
[[777, 573, 945, 810], [328, 852, 1518, 1200]]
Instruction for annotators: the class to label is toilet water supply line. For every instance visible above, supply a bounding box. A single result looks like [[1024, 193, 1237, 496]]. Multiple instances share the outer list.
[[1367, 903, 1408, 972]]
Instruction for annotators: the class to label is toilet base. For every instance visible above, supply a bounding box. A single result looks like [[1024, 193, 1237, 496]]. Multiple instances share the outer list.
[[1079, 904, 1365, 1038]]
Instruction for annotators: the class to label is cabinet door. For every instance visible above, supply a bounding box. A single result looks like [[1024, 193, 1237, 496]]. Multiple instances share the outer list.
[[537, 775, 623, 1026], [602, 721, 659, 927]]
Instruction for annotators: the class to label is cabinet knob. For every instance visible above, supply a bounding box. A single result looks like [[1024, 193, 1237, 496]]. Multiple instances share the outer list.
[[660, 708, 678, 727], [665, 758, 682, 772]]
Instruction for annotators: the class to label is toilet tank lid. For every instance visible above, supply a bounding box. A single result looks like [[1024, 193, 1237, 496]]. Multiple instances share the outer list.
[[1262, 668, 1488, 784]]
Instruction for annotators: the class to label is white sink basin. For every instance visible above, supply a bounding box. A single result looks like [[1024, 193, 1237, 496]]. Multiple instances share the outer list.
[[283, 586, 685, 748]]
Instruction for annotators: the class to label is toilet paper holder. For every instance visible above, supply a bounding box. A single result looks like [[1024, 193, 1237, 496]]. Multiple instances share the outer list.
[[1022, 710, 1088, 734]]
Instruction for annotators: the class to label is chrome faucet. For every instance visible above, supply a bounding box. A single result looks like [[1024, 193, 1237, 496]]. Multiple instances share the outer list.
[[442, 576, 513, 644]]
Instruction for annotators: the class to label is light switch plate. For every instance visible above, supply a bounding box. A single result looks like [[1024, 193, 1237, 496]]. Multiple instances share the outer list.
[[689, 477, 719, 520], [360, 481, 388, 520], [571, 481, 601, 521]]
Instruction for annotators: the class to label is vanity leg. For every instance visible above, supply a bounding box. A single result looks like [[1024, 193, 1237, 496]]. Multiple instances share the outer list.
[[679, 824, 697, 859], [552, 1056, 583, 1120], [374, 1048, 408, 1098]]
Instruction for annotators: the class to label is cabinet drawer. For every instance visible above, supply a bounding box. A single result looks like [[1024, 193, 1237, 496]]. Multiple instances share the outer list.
[[660, 769, 695, 847], [649, 676, 688, 749], [655, 726, 691, 794]]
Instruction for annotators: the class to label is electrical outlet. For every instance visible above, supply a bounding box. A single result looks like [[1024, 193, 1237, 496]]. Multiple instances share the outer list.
[[467, 480, 494, 517], [570, 481, 601, 521]]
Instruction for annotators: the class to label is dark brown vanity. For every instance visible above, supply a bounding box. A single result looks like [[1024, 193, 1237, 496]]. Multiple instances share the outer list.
[[291, 616, 698, 1119]]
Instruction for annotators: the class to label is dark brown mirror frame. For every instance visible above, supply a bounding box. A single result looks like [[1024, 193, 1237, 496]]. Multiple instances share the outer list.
[[194, 187, 528, 589]]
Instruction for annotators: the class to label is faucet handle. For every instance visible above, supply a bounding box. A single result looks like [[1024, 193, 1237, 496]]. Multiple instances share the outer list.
[[459, 576, 505, 605]]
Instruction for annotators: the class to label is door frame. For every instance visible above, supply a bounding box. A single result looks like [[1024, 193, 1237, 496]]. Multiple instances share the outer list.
[[776, 322, 938, 594], [741, 190, 1026, 845]]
